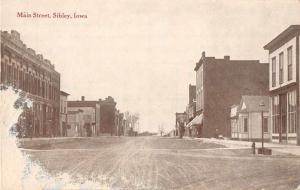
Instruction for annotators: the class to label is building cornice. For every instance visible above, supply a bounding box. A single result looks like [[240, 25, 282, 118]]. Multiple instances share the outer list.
[[1, 31, 59, 74], [264, 25, 300, 50]]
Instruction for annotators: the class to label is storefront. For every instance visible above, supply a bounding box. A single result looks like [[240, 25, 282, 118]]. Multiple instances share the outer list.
[[271, 89, 297, 144], [186, 114, 203, 137]]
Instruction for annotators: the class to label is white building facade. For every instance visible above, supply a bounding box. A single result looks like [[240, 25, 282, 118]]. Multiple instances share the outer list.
[[60, 91, 69, 136], [264, 25, 300, 145], [230, 96, 271, 141], [67, 97, 100, 137]]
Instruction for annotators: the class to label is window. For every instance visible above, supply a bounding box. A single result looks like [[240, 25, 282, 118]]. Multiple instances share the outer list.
[[60, 100, 63, 113], [8, 65, 12, 84], [244, 118, 248, 132], [272, 96, 280, 134], [25, 73, 28, 92], [279, 52, 284, 84], [287, 46, 293, 81], [263, 117, 268, 133], [1, 60, 5, 83], [196, 66, 204, 111], [288, 90, 296, 133], [272, 57, 276, 87], [42, 82, 45, 98]]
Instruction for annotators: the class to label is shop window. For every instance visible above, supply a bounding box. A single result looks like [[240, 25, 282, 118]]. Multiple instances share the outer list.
[[272, 96, 280, 134], [288, 90, 296, 133]]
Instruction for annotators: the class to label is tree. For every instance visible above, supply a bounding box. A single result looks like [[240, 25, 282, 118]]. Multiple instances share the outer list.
[[158, 124, 165, 136], [124, 111, 140, 136]]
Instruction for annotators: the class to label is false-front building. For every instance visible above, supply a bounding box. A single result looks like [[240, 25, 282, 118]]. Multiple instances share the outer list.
[[1, 30, 60, 137], [194, 52, 269, 138], [264, 25, 300, 145]]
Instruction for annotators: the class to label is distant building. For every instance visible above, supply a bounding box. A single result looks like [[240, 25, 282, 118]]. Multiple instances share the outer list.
[[67, 109, 84, 137], [264, 25, 300, 145], [68, 96, 100, 137], [99, 96, 117, 135], [194, 52, 269, 138], [185, 84, 197, 137], [123, 111, 139, 136], [175, 112, 187, 137], [1, 30, 60, 137], [60, 91, 69, 136], [115, 112, 124, 136], [230, 96, 271, 141], [186, 84, 196, 122]]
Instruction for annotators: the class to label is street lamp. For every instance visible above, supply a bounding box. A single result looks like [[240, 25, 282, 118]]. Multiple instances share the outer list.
[[259, 101, 265, 154]]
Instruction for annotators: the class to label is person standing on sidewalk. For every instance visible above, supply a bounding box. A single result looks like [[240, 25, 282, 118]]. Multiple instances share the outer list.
[[252, 141, 256, 155]]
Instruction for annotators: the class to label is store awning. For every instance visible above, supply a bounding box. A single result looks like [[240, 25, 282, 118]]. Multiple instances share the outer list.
[[186, 114, 203, 127]]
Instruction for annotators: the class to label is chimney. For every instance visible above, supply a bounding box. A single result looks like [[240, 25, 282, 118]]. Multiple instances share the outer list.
[[11, 30, 20, 40], [202, 51, 206, 58], [37, 54, 43, 60], [224, 55, 230, 61], [81, 96, 85, 101], [27, 48, 36, 55]]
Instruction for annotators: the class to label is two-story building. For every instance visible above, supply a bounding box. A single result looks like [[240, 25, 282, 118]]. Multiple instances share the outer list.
[[1, 30, 60, 137], [264, 25, 300, 145], [68, 96, 100, 137], [60, 90, 69, 136], [67, 109, 84, 137], [186, 84, 196, 122], [175, 112, 187, 138], [185, 84, 197, 137], [99, 96, 117, 135], [194, 52, 269, 138]]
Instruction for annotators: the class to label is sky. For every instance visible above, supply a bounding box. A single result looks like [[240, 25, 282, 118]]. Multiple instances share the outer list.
[[1, 0, 300, 133]]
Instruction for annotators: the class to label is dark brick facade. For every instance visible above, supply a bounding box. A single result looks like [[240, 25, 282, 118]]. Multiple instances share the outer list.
[[195, 53, 269, 138], [188, 84, 196, 105], [99, 96, 117, 135], [1, 30, 60, 137], [186, 84, 196, 122]]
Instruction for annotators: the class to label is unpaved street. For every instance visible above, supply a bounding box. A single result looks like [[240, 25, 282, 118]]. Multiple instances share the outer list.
[[22, 137, 300, 190]]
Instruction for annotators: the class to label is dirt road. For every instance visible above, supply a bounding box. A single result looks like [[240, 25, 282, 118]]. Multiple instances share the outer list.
[[22, 137, 300, 190]]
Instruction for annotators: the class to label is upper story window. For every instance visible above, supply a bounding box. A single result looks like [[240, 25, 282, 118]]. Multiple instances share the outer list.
[[287, 46, 293, 81], [60, 99, 63, 113], [279, 52, 284, 84], [271, 57, 276, 87], [263, 117, 268, 133], [243, 118, 248, 132]]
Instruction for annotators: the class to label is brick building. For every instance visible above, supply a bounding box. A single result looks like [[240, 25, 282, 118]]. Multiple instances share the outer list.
[[67, 109, 84, 137], [99, 96, 117, 135], [264, 25, 300, 145], [186, 84, 196, 122], [68, 96, 100, 136], [175, 112, 187, 138], [185, 84, 197, 137], [194, 52, 269, 138], [1, 30, 60, 137], [60, 90, 69, 136]]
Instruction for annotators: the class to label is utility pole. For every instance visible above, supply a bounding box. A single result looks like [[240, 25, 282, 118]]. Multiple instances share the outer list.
[[259, 101, 265, 154]]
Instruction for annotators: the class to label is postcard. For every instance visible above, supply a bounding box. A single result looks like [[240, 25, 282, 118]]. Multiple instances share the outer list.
[[1, 0, 300, 189]]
